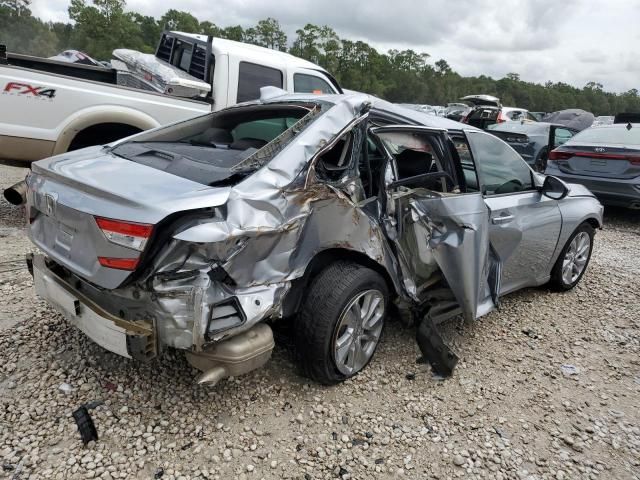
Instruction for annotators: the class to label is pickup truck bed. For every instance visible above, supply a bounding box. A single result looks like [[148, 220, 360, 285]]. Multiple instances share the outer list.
[[0, 57, 210, 165]]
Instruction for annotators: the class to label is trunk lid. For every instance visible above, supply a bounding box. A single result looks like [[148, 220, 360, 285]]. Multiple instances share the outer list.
[[464, 106, 501, 129], [460, 95, 501, 107], [27, 147, 230, 289], [552, 144, 640, 179], [487, 130, 531, 157]]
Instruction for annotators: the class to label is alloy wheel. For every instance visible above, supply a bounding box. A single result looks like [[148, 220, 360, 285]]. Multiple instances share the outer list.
[[562, 231, 591, 284], [333, 289, 385, 375]]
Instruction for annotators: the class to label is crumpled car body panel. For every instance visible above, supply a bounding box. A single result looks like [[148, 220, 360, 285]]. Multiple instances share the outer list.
[[25, 92, 604, 358]]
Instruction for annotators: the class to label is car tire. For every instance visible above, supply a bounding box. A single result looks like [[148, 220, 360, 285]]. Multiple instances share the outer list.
[[534, 147, 548, 172], [549, 223, 595, 291], [295, 261, 388, 385]]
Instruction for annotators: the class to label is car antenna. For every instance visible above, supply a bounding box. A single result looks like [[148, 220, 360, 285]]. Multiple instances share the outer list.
[[626, 122, 633, 130]]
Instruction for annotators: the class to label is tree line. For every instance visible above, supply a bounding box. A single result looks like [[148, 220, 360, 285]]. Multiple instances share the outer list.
[[1, 0, 639, 115]]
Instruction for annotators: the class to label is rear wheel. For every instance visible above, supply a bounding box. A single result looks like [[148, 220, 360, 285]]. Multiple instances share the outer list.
[[534, 147, 548, 172], [295, 262, 388, 384], [550, 223, 595, 290]]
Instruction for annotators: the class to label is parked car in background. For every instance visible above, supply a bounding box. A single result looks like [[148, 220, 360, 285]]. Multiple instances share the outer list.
[[542, 109, 594, 131], [0, 30, 341, 167], [530, 112, 547, 121], [460, 95, 537, 129], [13, 93, 602, 386], [545, 123, 640, 209], [593, 115, 614, 127], [432, 105, 446, 116], [445, 103, 471, 121], [398, 104, 436, 115], [488, 121, 578, 171], [613, 113, 640, 124], [48, 50, 106, 67]]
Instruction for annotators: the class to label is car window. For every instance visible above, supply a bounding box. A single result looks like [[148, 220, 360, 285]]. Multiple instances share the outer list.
[[525, 112, 538, 121], [376, 130, 455, 193], [452, 137, 479, 192], [554, 128, 574, 146], [567, 126, 640, 145], [294, 73, 334, 94], [506, 110, 524, 121], [466, 131, 534, 196], [232, 117, 299, 143], [237, 62, 283, 103]]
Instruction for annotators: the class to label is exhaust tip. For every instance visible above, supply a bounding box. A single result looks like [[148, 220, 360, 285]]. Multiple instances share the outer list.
[[3, 180, 27, 206]]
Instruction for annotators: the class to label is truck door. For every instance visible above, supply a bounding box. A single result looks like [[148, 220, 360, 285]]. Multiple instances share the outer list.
[[371, 126, 499, 321]]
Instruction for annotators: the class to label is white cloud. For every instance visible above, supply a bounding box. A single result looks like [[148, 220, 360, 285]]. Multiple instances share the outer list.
[[29, 0, 640, 92]]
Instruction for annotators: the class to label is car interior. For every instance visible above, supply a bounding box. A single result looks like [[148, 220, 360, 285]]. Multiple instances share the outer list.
[[110, 104, 319, 186]]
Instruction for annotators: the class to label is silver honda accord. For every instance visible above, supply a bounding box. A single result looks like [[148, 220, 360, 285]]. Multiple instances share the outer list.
[[13, 93, 603, 385]]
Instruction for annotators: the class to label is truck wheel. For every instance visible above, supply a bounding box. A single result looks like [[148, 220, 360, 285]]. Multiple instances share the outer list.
[[295, 262, 388, 385], [549, 223, 595, 291]]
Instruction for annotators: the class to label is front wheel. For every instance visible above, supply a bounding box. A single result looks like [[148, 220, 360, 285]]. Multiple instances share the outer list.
[[549, 223, 595, 290], [295, 262, 388, 384]]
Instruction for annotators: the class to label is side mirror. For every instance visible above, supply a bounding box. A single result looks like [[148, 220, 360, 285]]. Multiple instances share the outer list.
[[541, 175, 569, 200]]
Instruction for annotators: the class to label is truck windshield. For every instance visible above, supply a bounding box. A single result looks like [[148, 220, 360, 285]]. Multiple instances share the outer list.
[[110, 103, 321, 186]]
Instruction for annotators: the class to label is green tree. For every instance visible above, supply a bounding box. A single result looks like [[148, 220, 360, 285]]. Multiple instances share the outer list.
[[132, 13, 161, 52], [434, 59, 452, 76], [158, 9, 199, 32], [68, 0, 144, 59], [219, 25, 244, 41], [1, 6, 636, 116], [249, 17, 287, 50], [199, 21, 220, 37]]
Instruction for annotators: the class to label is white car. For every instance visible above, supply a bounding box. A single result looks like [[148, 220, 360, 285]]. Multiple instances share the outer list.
[[0, 31, 341, 166], [460, 94, 537, 128]]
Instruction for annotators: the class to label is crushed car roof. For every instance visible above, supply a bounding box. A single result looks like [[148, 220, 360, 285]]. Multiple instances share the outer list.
[[257, 92, 477, 131]]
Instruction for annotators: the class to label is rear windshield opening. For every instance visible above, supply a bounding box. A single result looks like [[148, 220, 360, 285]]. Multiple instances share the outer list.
[[466, 108, 500, 129], [568, 126, 640, 145], [110, 104, 321, 186]]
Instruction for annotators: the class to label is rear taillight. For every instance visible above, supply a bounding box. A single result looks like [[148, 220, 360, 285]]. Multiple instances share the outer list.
[[98, 257, 139, 271], [95, 217, 153, 252], [548, 150, 573, 161], [548, 150, 640, 165], [496, 112, 506, 123]]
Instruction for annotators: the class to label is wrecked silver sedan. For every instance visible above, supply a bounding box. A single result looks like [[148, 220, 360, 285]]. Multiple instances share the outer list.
[[21, 93, 603, 385]]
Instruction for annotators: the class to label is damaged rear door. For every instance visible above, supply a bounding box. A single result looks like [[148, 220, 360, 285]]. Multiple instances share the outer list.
[[371, 126, 499, 322]]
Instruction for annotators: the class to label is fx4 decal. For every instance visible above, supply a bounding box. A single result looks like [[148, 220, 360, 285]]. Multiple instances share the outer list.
[[3, 82, 56, 99]]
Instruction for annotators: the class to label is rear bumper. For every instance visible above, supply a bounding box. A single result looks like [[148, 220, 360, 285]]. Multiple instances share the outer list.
[[547, 166, 640, 208], [32, 254, 157, 360]]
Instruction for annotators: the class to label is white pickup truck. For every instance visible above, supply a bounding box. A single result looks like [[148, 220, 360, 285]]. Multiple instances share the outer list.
[[0, 31, 342, 166]]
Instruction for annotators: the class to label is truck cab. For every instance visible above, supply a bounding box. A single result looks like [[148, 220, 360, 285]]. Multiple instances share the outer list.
[[155, 31, 342, 110]]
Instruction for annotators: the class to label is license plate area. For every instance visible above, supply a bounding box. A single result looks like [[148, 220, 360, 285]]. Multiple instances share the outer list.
[[34, 266, 80, 316], [32, 255, 157, 360]]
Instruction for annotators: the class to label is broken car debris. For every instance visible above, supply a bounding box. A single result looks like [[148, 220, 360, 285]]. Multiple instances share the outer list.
[[11, 91, 603, 385]]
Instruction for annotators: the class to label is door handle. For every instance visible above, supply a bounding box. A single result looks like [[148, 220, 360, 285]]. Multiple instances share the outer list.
[[492, 215, 514, 225]]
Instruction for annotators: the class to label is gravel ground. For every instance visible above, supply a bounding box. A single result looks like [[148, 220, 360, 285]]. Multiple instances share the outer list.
[[0, 164, 639, 480]]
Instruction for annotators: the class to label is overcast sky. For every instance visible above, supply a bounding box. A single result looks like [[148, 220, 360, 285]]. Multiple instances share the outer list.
[[30, 0, 640, 92]]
